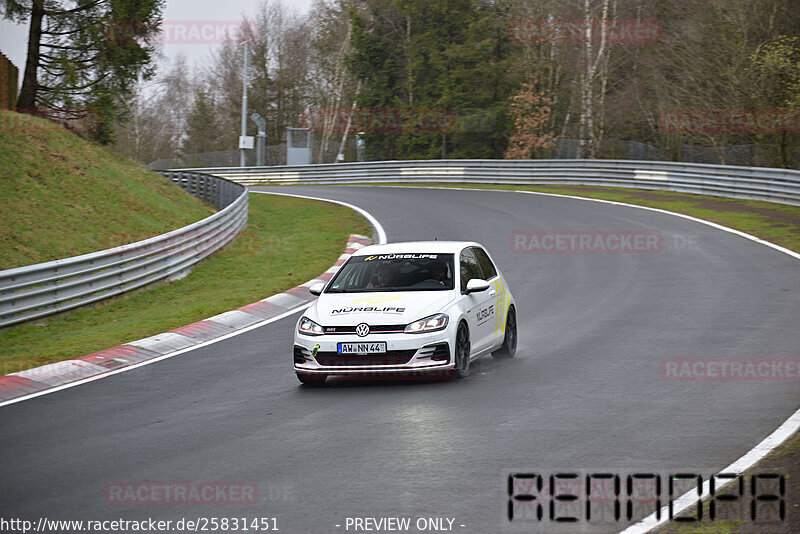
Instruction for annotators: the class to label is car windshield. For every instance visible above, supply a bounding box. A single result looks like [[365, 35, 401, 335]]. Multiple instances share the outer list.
[[325, 253, 455, 292]]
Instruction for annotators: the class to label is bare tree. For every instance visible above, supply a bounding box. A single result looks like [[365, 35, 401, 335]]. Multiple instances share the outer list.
[[112, 55, 194, 165]]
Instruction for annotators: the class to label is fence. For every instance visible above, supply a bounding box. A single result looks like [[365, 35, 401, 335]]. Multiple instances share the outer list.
[[0, 51, 19, 110], [146, 139, 357, 170], [186, 159, 800, 206], [551, 139, 799, 168], [0, 171, 247, 328], [147, 138, 799, 169]]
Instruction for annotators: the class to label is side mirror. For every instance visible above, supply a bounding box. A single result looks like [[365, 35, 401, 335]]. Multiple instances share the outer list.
[[309, 282, 325, 296], [465, 278, 490, 294]]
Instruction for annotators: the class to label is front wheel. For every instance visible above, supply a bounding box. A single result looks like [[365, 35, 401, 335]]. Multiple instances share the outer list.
[[453, 322, 471, 378], [493, 307, 517, 359], [297, 372, 327, 385]]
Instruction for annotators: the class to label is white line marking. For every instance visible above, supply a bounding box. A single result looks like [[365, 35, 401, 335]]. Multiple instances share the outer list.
[[515, 189, 800, 260], [1, 194, 386, 408], [352, 184, 800, 259], [620, 407, 800, 534], [5, 183, 797, 533], [0, 304, 311, 409], [339, 183, 800, 534], [250, 189, 388, 245]]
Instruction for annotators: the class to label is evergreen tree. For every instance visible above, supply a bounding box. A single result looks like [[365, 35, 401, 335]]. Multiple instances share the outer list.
[[347, 0, 513, 160], [182, 88, 226, 159], [2, 0, 163, 143]]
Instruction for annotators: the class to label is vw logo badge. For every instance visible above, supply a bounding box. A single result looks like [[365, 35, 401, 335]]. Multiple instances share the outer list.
[[355, 323, 370, 337]]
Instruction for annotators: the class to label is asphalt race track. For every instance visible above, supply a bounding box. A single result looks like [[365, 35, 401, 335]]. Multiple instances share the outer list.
[[1, 186, 798, 533]]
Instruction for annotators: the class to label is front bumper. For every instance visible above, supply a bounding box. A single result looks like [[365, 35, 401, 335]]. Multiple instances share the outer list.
[[293, 330, 454, 375]]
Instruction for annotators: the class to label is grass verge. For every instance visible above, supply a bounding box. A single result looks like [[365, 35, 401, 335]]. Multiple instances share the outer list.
[[654, 428, 799, 533], [0, 110, 215, 269], [0, 193, 371, 373], [361, 183, 800, 253]]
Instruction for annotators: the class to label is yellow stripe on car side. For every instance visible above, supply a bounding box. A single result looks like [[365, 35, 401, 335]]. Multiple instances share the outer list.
[[494, 277, 510, 338], [494, 278, 504, 338]]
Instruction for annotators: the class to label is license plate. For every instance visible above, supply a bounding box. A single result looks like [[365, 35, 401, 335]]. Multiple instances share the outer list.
[[337, 342, 387, 354]]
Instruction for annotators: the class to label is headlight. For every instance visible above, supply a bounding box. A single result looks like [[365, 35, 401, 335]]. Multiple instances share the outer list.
[[298, 317, 324, 336], [405, 313, 448, 333]]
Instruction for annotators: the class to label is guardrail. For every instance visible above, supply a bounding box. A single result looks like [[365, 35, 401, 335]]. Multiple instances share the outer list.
[[0, 171, 248, 328], [186, 159, 800, 206]]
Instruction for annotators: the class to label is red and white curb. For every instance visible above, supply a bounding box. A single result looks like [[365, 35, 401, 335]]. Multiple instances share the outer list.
[[0, 234, 372, 404]]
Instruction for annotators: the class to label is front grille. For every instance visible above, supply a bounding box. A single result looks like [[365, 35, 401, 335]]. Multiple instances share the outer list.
[[314, 350, 417, 366], [323, 324, 406, 335]]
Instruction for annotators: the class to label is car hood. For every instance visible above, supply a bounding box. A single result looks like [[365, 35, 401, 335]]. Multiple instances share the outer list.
[[311, 291, 457, 326]]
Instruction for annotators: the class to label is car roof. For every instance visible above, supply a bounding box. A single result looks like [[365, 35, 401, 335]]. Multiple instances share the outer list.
[[352, 241, 484, 256]]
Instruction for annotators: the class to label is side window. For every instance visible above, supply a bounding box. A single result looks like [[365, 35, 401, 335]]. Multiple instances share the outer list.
[[460, 248, 484, 293], [472, 247, 497, 280]]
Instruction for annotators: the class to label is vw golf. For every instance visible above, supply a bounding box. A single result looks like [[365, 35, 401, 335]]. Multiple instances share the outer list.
[[293, 241, 516, 384]]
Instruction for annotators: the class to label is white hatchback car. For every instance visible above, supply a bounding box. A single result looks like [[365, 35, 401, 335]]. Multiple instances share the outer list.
[[293, 241, 517, 384]]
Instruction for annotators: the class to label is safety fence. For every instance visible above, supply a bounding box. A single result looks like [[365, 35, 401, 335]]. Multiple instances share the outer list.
[[0, 171, 247, 328], [190, 159, 800, 206]]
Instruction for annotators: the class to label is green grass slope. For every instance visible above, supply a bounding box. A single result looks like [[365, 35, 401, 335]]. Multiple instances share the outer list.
[[0, 110, 214, 269]]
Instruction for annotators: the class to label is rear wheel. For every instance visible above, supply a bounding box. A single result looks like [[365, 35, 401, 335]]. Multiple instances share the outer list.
[[453, 322, 471, 378], [296, 372, 327, 385], [493, 306, 517, 359]]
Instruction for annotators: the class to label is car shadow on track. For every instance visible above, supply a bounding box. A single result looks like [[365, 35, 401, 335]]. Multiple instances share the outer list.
[[296, 357, 512, 390]]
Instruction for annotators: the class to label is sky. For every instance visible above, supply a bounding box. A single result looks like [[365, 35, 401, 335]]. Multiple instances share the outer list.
[[0, 0, 314, 88]]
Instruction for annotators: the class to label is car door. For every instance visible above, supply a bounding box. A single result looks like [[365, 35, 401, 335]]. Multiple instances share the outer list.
[[472, 246, 507, 350], [459, 247, 495, 353]]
